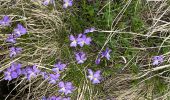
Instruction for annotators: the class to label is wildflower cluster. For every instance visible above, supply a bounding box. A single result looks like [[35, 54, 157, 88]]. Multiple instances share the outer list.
[[4, 64, 39, 81], [1, 0, 166, 99], [42, 96, 70, 100], [4, 63, 22, 81], [22, 65, 40, 80], [69, 34, 91, 47], [3, 1, 165, 99], [1, 14, 75, 98], [0, 15, 27, 59], [6, 24, 27, 44], [33, 0, 73, 9], [3, 61, 75, 97], [69, 28, 105, 84]]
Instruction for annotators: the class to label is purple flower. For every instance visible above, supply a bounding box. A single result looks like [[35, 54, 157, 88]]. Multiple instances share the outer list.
[[152, 55, 164, 65], [55, 96, 62, 100], [4, 63, 22, 81], [63, 97, 71, 100], [13, 24, 27, 37], [101, 48, 111, 60], [47, 96, 62, 100], [49, 96, 57, 100], [49, 73, 60, 84], [40, 72, 49, 79], [4, 69, 15, 81], [84, 27, 95, 34], [75, 52, 87, 64], [6, 34, 16, 43], [87, 69, 101, 84], [77, 34, 92, 47], [63, 0, 73, 8], [41, 96, 47, 100], [43, 0, 54, 6], [69, 35, 78, 47], [9, 47, 22, 57], [95, 56, 101, 65], [23, 65, 40, 80], [10, 63, 22, 74], [52, 61, 67, 73], [43, 96, 70, 100], [58, 81, 74, 95], [0, 15, 10, 26]]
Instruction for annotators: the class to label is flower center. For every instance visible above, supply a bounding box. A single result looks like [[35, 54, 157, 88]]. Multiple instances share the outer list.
[[93, 77, 98, 81], [61, 87, 66, 92], [73, 40, 77, 43], [89, 75, 93, 79]]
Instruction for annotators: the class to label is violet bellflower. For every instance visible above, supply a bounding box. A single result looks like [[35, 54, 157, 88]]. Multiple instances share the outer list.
[[87, 69, 101, 84], [10, 63, 22, 75], [48, 73, 60, 84], [9, 47, 22, 58], [42, 96, 70, 100], [6, 34, 16, 43], [69, 35, 77, 47], [4, 68, 16, 81], [152, 55, 164, 65], [84, 27, 95, 34], [43, 0, 54, 6], [101, 48, 112, 60], [22, 65, 40, 80], [41, 96, 47, 100], [13, 24, 27, 38], [69, 34, 82, 47], [49, 96, 60, 100], [95, 57, 101, 65], [75, 52, 87, 64], [63, 97, 71, 100], [52, 61, 67, 73], [63, 0, 73, 8], [0, 15, 10, 26], [4, 63, 22, 81], [40, 72, 49, 79], [77, 34, 92, 47], [58, 81, 75, 95]]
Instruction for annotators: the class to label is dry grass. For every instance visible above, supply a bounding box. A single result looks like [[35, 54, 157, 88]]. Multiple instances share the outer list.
[[0, 0, 66, 99]]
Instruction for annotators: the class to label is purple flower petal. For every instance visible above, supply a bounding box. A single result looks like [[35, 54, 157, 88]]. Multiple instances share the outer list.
[[95, 57, 101, 65], [75, 52, 87, 64], [87, 69, 101, 84], [152, 55, 163, 65], [101, 48, 111, 60], [0, 15, 10, 26], [69, 35, 77, 47], [84, 27, 95, 34], [63, 0, 73, 8], [14, 24, 27, 37], [77, 34, 92, 47], [9, 47, 22, 58], [49, 73, 60, 84], [6, 34, 16, 43], [58, 81, 74, 95]]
